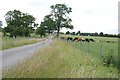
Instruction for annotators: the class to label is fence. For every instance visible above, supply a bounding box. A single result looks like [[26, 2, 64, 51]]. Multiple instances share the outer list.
[[67, 40, 118, 67]]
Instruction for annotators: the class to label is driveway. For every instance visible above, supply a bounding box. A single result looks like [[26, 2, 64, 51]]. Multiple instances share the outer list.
[[0, 36, 53, 69]]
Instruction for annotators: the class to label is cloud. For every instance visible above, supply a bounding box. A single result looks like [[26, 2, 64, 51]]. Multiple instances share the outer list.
[[0, 0, 119, 34]]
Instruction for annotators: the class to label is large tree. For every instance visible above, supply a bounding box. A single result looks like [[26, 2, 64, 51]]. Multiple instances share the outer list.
[[41, 14, 56, 34], [4, 10, 36, 37], [50, 4, 73, 37], [36, 23, 46, 37], [100, 32, 104, 36]]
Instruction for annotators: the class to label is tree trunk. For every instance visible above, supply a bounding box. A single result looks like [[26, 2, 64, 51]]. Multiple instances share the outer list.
[[44, 34, 45, 37], [57, 26, 60, 37], [3, 32, 6, 36], [40, 34, 42, 37], [56, 19, 60, 37], [48, 30, 50, 35]]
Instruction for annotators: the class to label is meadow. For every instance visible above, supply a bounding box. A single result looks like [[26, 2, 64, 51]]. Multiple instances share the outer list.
[[60, 35, 118, 67], [3, 38, 118, 78], [1, 33, 46, 50]]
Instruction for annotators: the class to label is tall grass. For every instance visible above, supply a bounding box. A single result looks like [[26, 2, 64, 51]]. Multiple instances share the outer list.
[[2, 36, 46, 50], [3, 39, 118, 78]]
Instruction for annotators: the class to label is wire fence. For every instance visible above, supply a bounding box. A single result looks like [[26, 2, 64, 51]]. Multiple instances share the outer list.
[[66, 40, 118, 67]]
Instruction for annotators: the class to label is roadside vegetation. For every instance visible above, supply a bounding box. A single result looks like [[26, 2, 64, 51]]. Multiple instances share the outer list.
[[3, 39, 118, 78], [1, 32, 47, 50], [2, 36, 46, 50]]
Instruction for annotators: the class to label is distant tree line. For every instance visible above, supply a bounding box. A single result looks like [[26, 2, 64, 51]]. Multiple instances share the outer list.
[[65, 31, 119, 38]]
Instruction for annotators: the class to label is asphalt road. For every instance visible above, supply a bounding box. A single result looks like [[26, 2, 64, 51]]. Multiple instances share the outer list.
[[0, 36, 53, 69]]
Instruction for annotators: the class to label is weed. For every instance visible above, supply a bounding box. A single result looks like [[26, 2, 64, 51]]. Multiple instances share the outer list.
[[102, 49, 115, 67]]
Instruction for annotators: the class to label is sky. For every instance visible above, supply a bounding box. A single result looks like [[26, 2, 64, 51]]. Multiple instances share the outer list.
[[0, 0, 119, 34]]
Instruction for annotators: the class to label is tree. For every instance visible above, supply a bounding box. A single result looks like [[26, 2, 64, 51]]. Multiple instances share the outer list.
[[100, 32, 104, 36], [33, 23, 39, 28], [76, 31, 81, 35], [33, 23, 39, 30], [41, 14, 56, 34], [66, 31, 70, 35], [0, 21, 2, 27], [95, 32, 98, 36], [5, 10, 22, 27], [118, 34, 120, 38], [90, 33, 95, 36], [0, 21, 3, 32], [36, 23, 46, 37], [4, 10, 36, 37], [3, 27, 12, 36], [50, 4, 73, 37], [71, 32, 75, 35]]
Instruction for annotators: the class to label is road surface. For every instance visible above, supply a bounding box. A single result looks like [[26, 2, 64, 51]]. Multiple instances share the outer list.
[[0, 36, 53, 69]]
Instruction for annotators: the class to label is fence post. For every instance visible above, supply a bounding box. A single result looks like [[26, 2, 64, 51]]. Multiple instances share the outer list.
[[100, 44, 103, 59], [80, 41, 82, 51], [74, 41, 75, 46], [88, 42, 90, 54]]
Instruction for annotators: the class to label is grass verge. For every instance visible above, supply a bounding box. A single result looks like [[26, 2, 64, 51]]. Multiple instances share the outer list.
[[2, 37, 46, 50]]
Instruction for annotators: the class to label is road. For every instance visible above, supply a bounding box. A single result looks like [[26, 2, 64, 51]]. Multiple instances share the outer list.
[[0, 36, 53, 69]]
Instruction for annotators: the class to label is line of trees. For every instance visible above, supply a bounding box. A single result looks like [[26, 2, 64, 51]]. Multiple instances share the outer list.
[[2, 4, 73, 37], [65, 31, 120, 38]]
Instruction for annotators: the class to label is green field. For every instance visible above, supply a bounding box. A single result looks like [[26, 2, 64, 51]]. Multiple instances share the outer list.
[[3, 38, 118, 78], [1, 33, 46, 50], [60, 35, 118, 67]]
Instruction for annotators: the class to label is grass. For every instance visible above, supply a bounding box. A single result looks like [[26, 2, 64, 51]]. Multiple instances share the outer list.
[[60, 34, 118, 67], [0, 32, 47, 50], [3, 39, 118, 78], [1, 35, 46, 50]]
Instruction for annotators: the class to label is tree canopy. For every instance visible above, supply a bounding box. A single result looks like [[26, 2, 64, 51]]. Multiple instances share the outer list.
[[50, 4, 73, 37], [4, 10, 36, 37], [66, 31, 70, 35], [37, 4, 73, 37], [100, 32, 104, 36], [41, 14, 56, 34], [36, 23, 46, 37]]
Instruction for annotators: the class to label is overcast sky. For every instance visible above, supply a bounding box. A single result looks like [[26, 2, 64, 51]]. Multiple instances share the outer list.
[[0, 0, 119, 34]]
